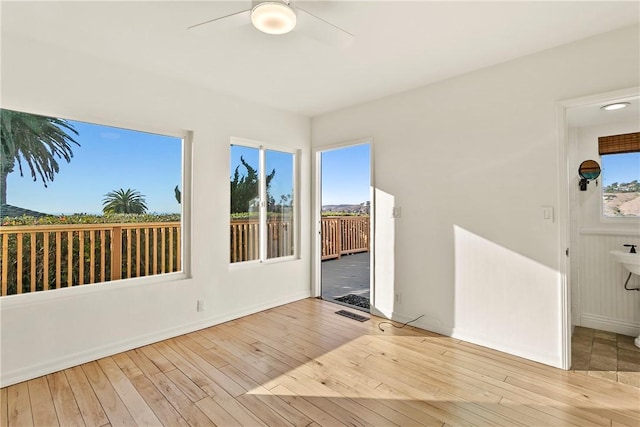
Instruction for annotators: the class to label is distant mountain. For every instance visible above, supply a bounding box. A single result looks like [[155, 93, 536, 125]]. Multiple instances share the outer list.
[[322, 201, 370, 215]]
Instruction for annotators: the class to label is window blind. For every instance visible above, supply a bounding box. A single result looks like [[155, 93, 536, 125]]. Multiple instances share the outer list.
[[598, 132, 640, 155]]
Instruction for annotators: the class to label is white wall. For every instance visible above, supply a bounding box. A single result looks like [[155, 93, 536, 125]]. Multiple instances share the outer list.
[[312, 25, 640, 367], [0, 34, 311, 386], [570, 121, 640, 335]]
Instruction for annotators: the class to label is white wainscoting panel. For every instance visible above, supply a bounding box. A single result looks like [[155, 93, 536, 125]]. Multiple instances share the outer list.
[[578, 229, 640, 336]]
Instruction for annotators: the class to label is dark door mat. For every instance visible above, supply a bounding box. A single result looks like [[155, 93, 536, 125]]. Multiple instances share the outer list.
[[335, 310, 370, 322], [334, 294, 371, 310]]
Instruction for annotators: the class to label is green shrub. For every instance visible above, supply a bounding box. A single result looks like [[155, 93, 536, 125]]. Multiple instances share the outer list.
[[1, 213, 180, 226]]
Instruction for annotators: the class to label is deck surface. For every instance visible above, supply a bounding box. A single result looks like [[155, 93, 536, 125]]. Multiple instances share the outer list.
[[321, 252, 370, 301]]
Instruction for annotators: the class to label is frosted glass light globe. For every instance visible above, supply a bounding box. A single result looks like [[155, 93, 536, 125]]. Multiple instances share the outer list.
[[251, 2, 297, 35]]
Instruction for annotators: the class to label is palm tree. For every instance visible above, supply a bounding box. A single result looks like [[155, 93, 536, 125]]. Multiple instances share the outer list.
[[102, 188, 148, 214], [0, 109, 79, 205]]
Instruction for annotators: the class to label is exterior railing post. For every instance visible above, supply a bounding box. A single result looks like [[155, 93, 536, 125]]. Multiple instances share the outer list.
[[366, 217, 370, 252], [111, 226, 122, 281], [337, 218, 342, 259]]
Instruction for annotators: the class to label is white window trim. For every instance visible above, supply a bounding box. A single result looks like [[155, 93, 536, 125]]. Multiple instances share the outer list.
[[229, 137, 299, 265], [599, 153, 640, 223], [1, 123, 191, 304]]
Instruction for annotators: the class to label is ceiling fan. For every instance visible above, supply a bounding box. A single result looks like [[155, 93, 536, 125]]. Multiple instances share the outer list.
[[188, 0, 354, 47]]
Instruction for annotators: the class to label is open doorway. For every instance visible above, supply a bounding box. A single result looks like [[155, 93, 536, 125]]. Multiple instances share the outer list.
[[318, 143, 371, 312], [559, 88, 640, 381]]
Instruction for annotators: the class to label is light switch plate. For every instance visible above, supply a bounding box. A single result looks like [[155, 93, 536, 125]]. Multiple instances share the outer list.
[[542, 206, 554, 223]]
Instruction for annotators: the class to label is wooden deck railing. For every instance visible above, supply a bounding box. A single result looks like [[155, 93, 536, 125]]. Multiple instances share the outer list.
[[230, 218, 294, 263], [230, 216, 369, 263], [0, 222, 181, 296], [321, 216, 370, 260], [1, 215, 369, 295]]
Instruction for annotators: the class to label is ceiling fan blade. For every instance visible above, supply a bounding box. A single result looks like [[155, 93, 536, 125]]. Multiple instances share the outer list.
[[295, 7, 354, 48], [188, 9, 251, 35]]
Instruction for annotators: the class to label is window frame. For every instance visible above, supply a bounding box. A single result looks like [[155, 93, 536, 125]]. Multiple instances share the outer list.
[[599, 151, 640, 223], [229, 137, 299, 266], [0, 108, 191, 300]]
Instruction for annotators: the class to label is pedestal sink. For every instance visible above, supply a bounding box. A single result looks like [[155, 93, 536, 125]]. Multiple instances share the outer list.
[[610, 250, 640, 348], [610, 250, 640, 276]]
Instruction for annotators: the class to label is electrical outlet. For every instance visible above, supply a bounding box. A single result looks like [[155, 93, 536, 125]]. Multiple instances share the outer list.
[[197, 299, 205, 312], [395, 292, 401, 304]]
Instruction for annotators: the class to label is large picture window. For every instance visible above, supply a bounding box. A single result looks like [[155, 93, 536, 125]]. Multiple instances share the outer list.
[[0, 108, 184, 296], [230, 142, 295, 263]]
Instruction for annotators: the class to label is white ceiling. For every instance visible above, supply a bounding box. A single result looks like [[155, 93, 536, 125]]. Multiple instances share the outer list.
[[2, 1, 639, 116], [568, 96, 640, 128]]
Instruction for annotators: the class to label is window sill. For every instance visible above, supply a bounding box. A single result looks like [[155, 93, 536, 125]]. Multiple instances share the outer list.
[[580, 227, 640, 236], [0, 272, 189, 309], [229, 256, 300, 270]]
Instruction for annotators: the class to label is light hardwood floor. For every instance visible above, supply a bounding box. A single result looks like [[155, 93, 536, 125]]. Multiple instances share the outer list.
[[2, 298, 640, 426]]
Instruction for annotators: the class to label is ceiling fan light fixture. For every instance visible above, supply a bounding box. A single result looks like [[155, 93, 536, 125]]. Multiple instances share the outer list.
[[251, 2, 296, 35]]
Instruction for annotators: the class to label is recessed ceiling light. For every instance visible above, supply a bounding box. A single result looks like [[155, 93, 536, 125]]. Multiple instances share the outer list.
[[251, 1, 297, 35], [601, 102, 630, 111]]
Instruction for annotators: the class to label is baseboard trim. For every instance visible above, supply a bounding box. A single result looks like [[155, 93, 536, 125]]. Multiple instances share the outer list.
[[0, 291, 310, 387], [580, 313, 640, 337], [450, 328, 563, 368], [387, 310, 452, 337], [386, 310, 561, 368]]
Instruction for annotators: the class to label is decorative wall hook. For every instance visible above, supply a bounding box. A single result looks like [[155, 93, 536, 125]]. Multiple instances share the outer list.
[[578, 160, 601, 191]]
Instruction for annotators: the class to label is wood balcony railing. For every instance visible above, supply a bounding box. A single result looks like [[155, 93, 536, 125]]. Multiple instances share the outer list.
[[0, 215, 369, 296], [229, 216, 370, 263], [230, 218, 294, 263], [321, 216, 370, 260], [0, 222, 181, 296]]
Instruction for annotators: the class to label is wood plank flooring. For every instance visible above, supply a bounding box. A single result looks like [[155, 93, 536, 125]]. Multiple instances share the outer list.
[[2, 298, 639, 426]]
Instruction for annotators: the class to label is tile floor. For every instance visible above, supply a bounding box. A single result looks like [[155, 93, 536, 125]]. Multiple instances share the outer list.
[[571, 326, 640, 387]]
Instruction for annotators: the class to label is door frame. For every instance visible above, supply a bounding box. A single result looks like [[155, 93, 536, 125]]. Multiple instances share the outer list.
[[312, 138, 374, 305], [557, 86, 639, 370]]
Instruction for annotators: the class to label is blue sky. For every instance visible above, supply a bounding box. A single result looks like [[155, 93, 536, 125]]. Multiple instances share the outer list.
[[9, 116, 369, 216], [321, 144, 370, 205], [10, 113, 635, 216], [601, 153, 640, 186], [230, 145, 294, 204], [7, 120, 182, 215], [230, 143, 370, 207]]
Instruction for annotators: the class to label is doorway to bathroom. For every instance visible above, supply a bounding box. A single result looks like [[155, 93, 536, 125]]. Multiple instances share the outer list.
[[317, 142, 372, 313], [560, 88, 640, 382]]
